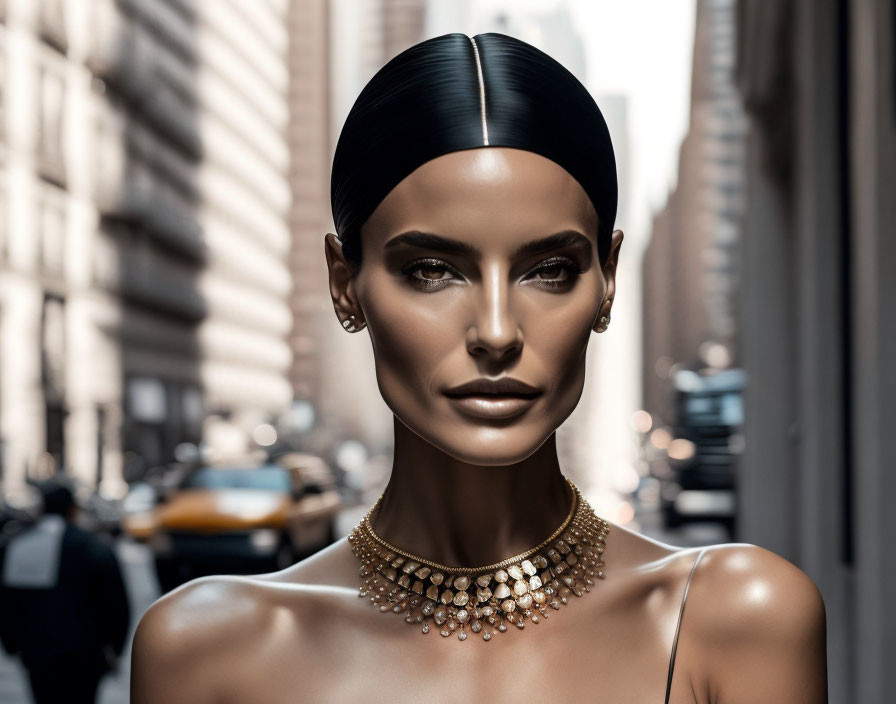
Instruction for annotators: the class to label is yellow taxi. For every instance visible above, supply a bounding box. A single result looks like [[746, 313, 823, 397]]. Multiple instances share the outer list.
[[126, 453, 342, 591]]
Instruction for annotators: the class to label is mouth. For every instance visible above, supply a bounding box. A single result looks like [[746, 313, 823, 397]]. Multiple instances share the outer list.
[[444, 395, 540, 420], [443, 377, 541, 397], [443, 378, 542, 420]]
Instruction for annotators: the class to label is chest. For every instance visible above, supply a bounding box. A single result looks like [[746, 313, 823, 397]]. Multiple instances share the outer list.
[[220, 592, 684, 704]]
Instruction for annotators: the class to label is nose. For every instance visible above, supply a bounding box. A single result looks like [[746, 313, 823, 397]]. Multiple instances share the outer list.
[[466, 265, 523, 360]]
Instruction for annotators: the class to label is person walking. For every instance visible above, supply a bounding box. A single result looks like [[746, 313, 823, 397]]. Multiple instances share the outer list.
[[0, 479, 131, 704]]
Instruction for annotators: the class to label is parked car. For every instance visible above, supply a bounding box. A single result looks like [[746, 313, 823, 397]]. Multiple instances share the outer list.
[[660, 367, 746, 534], [121, 481, 162, 542], [136, 454, 341, 592]]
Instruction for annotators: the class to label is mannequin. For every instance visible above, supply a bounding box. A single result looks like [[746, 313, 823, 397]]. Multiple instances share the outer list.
[[131, 34, 827, 704]]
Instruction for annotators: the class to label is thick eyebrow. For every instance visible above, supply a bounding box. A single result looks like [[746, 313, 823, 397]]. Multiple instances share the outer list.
[[382, 229, 591, 260], [383, 231, 478, 258], [513, 230, 592, 258]]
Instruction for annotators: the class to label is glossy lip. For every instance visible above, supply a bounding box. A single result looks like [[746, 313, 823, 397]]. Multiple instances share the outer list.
[[443, 377, 542, 420], [443, 377, 541, 397], [445, 395, 539, 420]]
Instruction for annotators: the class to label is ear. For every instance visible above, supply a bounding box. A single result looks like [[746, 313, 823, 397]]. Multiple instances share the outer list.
[[593, 229, 624, 333], [324, 233, 365, 328]]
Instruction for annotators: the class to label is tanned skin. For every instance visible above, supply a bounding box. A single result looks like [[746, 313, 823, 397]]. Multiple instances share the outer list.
[[131, 148, 827, 703]]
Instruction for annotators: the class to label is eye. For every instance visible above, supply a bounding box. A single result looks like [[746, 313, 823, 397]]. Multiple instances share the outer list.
[[523, 257, 584, 290], [401, 259, 462, 290]]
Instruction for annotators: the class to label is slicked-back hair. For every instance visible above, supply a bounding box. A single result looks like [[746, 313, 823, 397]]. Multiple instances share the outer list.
[[330, 32, 618, 268]]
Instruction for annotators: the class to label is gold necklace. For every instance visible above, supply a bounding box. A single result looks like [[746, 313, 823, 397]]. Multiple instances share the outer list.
[[347, 476, 609, 641]]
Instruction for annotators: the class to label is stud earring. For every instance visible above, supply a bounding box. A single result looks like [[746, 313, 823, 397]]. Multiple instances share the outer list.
[[597, 313, 611, 332], [342, 314, 365, 332]]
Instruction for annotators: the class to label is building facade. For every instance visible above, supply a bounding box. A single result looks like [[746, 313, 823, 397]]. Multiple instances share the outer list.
[[285, 0, 426, 461], [735, 0, 895, 700], [642, 0, 895, 696], [642, 0, 746, 430], [0, 0, 292, 499]]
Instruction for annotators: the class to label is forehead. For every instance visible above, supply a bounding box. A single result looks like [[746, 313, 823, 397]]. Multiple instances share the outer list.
[[361, 147, 598, 251]]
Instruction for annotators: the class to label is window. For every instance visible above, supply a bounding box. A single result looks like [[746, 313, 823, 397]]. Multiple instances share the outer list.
[[37, 185, 66, 278], [0, 38, 6, 142], [41, 294, 66, 405], [182, 466, 292, 493], [92, 226, 120, 288], [37, 62, 66, 184], [128, 377, 167, 424], [0, 184, 7, 262], [92, 94, 127, 213]]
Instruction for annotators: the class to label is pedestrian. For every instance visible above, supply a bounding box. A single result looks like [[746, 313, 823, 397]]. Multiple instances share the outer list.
[[0, 479, 131, 704]]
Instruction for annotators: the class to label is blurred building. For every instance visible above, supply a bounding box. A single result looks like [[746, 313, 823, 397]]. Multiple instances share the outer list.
[[287, 0, 330, 408], [642, 0, 747, 429], [0, 0, 292, 499], [558, 92, 639, 517], [735, 0, 895, 700], [642, 0, 896, 696], [286, 0, 426, 458]]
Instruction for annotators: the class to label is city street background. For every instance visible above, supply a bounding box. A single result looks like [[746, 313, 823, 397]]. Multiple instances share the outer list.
[[0, 0, 893, 703]]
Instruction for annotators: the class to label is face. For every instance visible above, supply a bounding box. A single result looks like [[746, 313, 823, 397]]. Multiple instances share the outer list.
[[326, 147, 622, 466]]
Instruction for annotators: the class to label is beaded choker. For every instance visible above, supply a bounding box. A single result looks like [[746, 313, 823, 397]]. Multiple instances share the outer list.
[[347, 476, 609, 641]]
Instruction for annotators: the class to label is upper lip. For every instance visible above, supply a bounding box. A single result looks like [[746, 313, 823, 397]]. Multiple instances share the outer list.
[[443, 377, 542, 397]]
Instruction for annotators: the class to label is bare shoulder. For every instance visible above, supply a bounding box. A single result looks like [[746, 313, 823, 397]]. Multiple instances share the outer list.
[[691, 543, 826, 638], [683, 543, 828, 703], [131, 575, 275, 704], [130, 547, 363, 704]]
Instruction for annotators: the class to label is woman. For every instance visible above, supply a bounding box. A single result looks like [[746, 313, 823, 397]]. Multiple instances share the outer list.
[[132, 33, 827, 703]]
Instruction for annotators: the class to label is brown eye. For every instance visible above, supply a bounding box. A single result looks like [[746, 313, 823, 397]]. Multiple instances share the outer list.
[[524, 257, 583, 290], [416, 265, 453, 281], [401, 258, 462, 290], [534, 263, 568, 280]]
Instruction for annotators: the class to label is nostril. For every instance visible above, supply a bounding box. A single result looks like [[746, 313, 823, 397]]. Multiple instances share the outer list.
[[466, 332, 523, 361], [466, 320, 523, 357]]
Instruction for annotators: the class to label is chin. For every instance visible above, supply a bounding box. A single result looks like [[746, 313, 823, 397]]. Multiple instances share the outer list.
[[405, 416, 556, 467]]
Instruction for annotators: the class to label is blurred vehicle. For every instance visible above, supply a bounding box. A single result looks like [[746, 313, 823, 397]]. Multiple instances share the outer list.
[[121, 456, 234, 542], [134, 454, 341, 592], [660, 368, 746, 534], [120, 481, 162, 542], [77, 489, 124, 537]]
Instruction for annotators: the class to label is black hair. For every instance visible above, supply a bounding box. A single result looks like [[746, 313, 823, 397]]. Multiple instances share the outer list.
[[330, 32, 618, 268], [39, 479, 75, 516]]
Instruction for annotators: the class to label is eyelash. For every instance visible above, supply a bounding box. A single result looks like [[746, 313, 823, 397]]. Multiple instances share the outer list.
[[400, 257, 584, 291]]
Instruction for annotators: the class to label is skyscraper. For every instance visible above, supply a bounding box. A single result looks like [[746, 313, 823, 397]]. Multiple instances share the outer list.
[[0, 0, 293, 497]]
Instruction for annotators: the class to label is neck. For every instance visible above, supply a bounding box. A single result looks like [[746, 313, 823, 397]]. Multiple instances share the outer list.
[[368, 417, 572, 568]]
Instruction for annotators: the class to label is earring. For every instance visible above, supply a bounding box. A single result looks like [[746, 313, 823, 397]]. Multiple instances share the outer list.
[[342, 314, 365, 332], [597, 313, 611, 332]]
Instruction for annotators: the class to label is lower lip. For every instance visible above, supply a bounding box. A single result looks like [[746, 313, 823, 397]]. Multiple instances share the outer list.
[[444, 395, 540, 420]]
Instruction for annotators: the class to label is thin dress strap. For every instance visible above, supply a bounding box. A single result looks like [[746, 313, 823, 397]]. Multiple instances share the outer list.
[[664, 547, 709, 704]]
